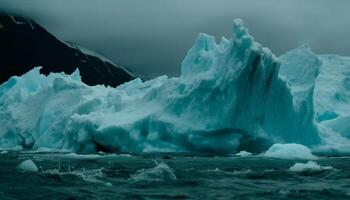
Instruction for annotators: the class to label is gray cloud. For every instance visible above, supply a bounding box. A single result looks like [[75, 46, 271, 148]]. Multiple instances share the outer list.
[[1, 0, 350, 77]]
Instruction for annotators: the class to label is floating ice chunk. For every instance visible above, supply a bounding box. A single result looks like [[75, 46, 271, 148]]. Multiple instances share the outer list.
[[289, 161, 333, 172], [17, 159, 38, 172], [235, 151, 252, 157], [0, 150, 8, 154], [263, 143, 317, 160]]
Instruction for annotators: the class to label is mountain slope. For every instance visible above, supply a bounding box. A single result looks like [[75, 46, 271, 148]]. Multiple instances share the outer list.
[[0, 13, 135, 87]]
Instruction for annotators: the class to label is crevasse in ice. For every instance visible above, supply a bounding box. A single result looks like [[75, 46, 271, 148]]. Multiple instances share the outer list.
[[1, 19, 349, 154]]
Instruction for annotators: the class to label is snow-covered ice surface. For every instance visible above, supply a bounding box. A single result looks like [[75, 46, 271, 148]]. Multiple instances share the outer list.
[[1, 19, 350, 155], [263, 143, 317, 160]]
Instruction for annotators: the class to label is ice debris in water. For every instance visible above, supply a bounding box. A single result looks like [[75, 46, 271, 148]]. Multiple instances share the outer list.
[[1, 19, 350, 154], [0, 150, 8, 154], [289, 161, 333, 172], [235, 151, 252, 157], [16, 159, 38, 172], [129, 161, 176, 183], [262, 143, 317, 160]]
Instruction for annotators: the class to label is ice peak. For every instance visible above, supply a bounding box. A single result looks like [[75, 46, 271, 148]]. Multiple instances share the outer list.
[[232, 19, 247, 38], [192, 33, 217, 52], [232, 19, 254, 48]]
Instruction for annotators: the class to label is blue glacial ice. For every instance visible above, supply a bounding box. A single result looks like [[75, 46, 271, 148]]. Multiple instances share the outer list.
[[16, 159, 38, 172], [262, 143, 317, 160], [1, 19, 350, 155]]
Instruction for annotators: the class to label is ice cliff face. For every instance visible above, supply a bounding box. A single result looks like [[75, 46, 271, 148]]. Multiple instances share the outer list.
[[0, 19, 349, 154]]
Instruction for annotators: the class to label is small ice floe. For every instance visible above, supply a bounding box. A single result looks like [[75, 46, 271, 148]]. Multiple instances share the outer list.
[[289, 161, 333, 172], [16, 159, 38, 172], [262, 143, 317, 160], [235, 151, 252, 157]]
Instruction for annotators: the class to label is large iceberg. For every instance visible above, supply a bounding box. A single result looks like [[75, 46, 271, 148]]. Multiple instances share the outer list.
[[1, 19, 350, 154]]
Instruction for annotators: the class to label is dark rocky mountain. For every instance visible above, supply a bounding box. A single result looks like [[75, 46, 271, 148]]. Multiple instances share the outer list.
[[0, 13, 135, 87]]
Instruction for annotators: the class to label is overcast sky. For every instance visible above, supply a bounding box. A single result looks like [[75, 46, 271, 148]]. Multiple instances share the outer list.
[[1, 0, 350, 78]]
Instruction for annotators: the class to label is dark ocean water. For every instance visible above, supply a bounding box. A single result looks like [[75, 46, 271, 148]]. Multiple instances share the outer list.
[[0, 151, 349, 200]]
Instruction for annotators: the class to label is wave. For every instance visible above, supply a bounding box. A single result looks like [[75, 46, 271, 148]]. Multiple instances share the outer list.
[[41, 165, 112, 186], [129, 160, 176, 184]]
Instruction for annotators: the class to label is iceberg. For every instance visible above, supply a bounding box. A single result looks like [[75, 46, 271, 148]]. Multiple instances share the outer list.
[[1, 19, 350, 154]]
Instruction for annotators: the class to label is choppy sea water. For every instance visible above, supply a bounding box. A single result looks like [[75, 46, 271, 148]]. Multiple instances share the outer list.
[[0, 151, 349, 200]]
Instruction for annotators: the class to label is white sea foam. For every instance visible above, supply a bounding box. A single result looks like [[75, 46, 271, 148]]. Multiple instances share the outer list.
[[42, 167, 112, 186], [289, 161, 333, 172], [129, 161, 176, 183]]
